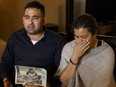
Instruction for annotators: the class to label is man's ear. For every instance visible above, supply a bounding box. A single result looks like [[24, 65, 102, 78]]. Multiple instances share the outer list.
[[43, 17, 47, 25]]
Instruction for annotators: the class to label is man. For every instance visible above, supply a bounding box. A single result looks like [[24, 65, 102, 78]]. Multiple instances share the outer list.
[[0, 1, 64, 87], [55, 14, 116, 87]]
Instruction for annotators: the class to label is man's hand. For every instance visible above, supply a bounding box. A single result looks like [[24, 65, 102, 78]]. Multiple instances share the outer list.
[[23, 82, 43, 87], [3, 78, 13, 87], [23, 82, 51, 87]]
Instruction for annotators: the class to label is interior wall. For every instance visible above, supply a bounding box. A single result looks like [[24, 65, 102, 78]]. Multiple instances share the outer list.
[[0, 0, 66, 41], [58, 0, 66, 32], [0, 0, 112, 41], [74, 0, 86, 20], [0, 0, 17, 41]]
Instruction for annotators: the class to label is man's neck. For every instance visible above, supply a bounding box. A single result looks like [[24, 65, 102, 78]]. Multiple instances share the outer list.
[[27, 32, 44, 41]]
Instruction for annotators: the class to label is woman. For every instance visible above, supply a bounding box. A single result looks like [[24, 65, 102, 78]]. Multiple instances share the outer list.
[[55, 13, 116, 87]]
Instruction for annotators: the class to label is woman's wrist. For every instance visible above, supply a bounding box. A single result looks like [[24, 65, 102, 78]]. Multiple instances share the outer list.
[[70, 58, 78, 65]]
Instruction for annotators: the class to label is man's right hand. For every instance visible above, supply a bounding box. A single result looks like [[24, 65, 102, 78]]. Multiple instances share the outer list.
[[3, 78, 13, 87], [23, 82, 51, 87]]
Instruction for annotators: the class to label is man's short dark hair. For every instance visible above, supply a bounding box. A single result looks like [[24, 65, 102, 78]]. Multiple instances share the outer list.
[[24, 0, 45, 16]]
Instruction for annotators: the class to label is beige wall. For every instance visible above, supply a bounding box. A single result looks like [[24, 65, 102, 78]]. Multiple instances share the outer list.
[[0, 0, 112, 43], [0, 0, 66, 41], [0, 0, 17, 41]]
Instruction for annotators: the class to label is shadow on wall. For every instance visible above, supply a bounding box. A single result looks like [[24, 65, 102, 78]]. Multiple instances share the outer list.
[[0, 0, 17, 41], [0, 39, 6, 62], [0, 10, 14, 41]]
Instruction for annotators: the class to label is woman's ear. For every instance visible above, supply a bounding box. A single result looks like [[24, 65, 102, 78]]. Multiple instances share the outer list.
[[94, 34, 97, 38]]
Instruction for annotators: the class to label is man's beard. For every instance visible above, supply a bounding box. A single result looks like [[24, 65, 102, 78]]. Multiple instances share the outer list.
[[26, 29, 40, 35]]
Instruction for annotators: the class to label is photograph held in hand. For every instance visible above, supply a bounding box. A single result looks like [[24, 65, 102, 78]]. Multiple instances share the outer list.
[[15, 65, 47, 87]]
